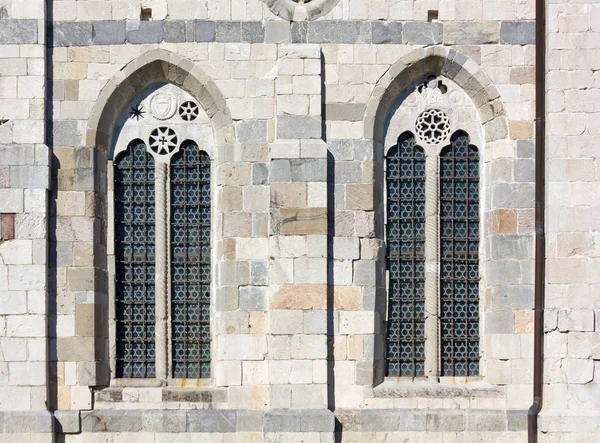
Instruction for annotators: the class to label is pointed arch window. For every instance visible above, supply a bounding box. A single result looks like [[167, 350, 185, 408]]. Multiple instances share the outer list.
[[113, 138, 212, 379], [385, 129, 480, 378]]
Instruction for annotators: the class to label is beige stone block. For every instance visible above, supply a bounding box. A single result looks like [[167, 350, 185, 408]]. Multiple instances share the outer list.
[[252, 385, 269, 409], [249, 311, 266, 334], [270, 182, 307, 208], [237, 238, 269, 260], [221, 163, 251, 186], [53, 63, 88, 80], [515, 310, 534, 333], [334, 286, 362, 311], [509, 121, 533, 139], [269, 310, 303, 335], [279, 207, 327, 235], [491, 209, 518, 235], [243, 186, 269, 212], [345, 184, 373, 210], [271, 284, 327, 309], [223, 212, 252, 237]]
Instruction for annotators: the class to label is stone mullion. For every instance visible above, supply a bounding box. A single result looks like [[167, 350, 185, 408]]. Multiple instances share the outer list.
[[154, 161, 169, 380], [424, 153, 439, 379]]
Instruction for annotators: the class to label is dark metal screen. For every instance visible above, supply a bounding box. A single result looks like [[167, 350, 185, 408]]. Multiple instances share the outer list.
[[385, 133, 426, 377], [114, 141, 156, 378], [170, 141, 211, 378], [440, 132, 480, 376]]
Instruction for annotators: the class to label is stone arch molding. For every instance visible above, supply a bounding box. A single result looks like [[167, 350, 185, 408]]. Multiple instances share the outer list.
[[87, 48, 234, 155], [364, 46, 508, 145], [264, 0, 341, 21]]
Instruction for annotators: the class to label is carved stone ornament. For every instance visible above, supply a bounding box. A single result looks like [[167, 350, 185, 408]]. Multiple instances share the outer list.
[[415, 109, 451, 145], [150, 93, 177, 120]]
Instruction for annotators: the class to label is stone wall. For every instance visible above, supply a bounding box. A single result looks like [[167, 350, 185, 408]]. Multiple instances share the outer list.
[[2, 0, 598, 440]]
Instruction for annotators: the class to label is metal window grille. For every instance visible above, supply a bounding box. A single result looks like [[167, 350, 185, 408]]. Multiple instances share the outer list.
[[439, 132, 480, 376], [385, 133, 426, 377], [170, 141, 212, 378], [114, 141, 156, 378]]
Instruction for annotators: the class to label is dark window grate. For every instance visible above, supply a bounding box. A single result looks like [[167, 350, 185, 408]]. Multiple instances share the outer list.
[[439, 132, 480, 376], [114, 141, 156, 378], [385, 133, 426, 377], [170, 141, 211, 378]]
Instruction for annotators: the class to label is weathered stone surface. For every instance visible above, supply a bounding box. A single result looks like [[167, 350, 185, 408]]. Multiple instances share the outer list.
[[271, 284, 327, 309], [216, 21, 241, 42], [195, 20, 216, 42], [403, 22, 442, 45], [371, 22, 402, 44], [127, 21, 163, 44], [266, 21, 291, 44], [52, 22, 92, 47], [92, 21, 126, 45], [0, 19, 38, 44], [444, 21, 500, 45], [163, 20, 186, 43], [242, 22, 265, 43], [277, 116, 321, 139], [237, 120, 267, 142], [500, 21, 535, 45], [279, 208, 327, 235]]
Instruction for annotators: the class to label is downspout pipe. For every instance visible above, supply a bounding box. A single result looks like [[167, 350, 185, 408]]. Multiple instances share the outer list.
[[528, 0, 546, 440]]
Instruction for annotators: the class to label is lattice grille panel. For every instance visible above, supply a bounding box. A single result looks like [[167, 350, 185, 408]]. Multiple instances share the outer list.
[[440, 132, 480, 377], [114, 141, 156, 378], [385, 134, 426, 377], [170, 141, 211, 378]]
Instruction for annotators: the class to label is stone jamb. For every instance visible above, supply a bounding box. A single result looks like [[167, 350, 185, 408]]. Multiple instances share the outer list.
[[86, 49, 234, 388], [364, 46, 509, 388]]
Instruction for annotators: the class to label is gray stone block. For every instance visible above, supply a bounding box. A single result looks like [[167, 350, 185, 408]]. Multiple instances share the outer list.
[[252, 162, 269, 185], [491, 285, 534, 310], [291, 22, 308, 43], [326, 103, 366, 122], [164, 20, 187, 43], [426, 410, 465, 432], [277, 116, 321, 139], [372, 22, 402, 44], [301, 410, 335, 432], [195, 20, 215, 42], [216, 21, 241, 42], [237, 120, 267, 142], [242, 21, 264, 43], [75, 168, 94, 191], [250, 260, 269, 285], [514, 158, 535, 182], [163, 388, 227, 403], [127, 21, 163, 44], [141, 411, 186, 432], [52, 22, 92, 47], [266, 21, 291, 43], [54, 410, 81, 434], [0, 144, 34, 166], [507, 410, 528, 431], [484, 310, 514, 334], [492, 183, 534, 208], [82, 411, 144, 432], [517, 139, 534, 158], [308, 21, 365, 44], [3, 411, 54, 433], [0, 19, 37, 44], [187, 410, 236, 432], [403, 22, 442, 44], [360, 410, 399, 431], [353, 260, 376, 286], [328, 140, 355, 161], [92, 21, 126, 45], [290, 158, 327, 182], [444, 21, 500, 45], [271, 159, 291, 182], [236, 410, 264, 431], [239, 286, 268, 310], [264, 410, 301, 432], [334, 161, 362, 184], [10, 165, 48, 189], [490, 235, 532, 260], [500, 21, 535, 45], [466, 410, 506, 431]]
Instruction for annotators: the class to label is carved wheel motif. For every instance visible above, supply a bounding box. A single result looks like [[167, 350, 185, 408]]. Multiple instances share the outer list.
[[179, 101, 199, 121], [415, 109, 451, 145], [149, 127, 178, 156]]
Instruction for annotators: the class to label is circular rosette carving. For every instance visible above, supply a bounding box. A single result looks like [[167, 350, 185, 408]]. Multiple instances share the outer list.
[[150, 93, 177, 120], [149, 127, 178, 157], [179, 101, 199, 121], [415, 109, 451, 145]]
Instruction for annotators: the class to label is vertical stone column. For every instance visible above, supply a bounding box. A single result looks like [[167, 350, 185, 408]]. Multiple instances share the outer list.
[[267, 44, 329, 409], [424, 153, 439, 379], [154, 162, 168, 380]]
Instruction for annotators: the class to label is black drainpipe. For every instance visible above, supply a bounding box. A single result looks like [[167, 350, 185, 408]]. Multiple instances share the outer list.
[[528, 0, 546, 440]]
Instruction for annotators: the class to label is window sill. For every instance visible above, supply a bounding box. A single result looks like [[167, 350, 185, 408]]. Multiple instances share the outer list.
[[96, 383, 226, 404], [373, 379, 504, 398]]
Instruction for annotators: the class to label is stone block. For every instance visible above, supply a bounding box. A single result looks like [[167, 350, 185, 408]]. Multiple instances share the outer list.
[[425, 410, 466, 431], [242, 22, 264, 43], [252, 163, 269, 185], [264, 410, 300, 432], [345, 184, 373, 210], [301, 410, 334, 432], [236, 411, 264, 431], [92, 21, 126, 45], [127, 21, 163, 44], [195, 20, 216, 42], [53, 120, 83, 146], [216, 21, 241, 42], [266, 21, 291, 44], [215, 361, 242, 386], [52, 22, 92, 46], [558, 309, 595, 332], [334, 286, 362, 310], [3, 411, 53, 433], [0, 189, 23, 213], [141, 410, 186, 432], [334, 237, 360, 260], [339, 311, 376, 335], [444, 21, 500, 45], [239, 286, 268, 310], [217, 334, 267, 360], [271, 284, 327, 310], [0, 19, 38, 44], [353, 260, 376, 286], [290, 159, 327, 182], [186, 410, 236, 432], [294, 257, 327, 283], [291, 22, 308, 44], [403, 22, 443, 44], [500, 21, 535, 45], [466, 410, 506, 431], [372, 22, 402, 44], [237, 120, 267, 142], [307, 21, 368, 44], [277, 116, 321, 139], [327, 103, 366, 122], [163, 20, 186, 43], [279, 208, 327, 235], [304, 310, 327, 334], [54, 410, 80, 434], [291, 335, 327, 359], [271, 159, 292, 182]]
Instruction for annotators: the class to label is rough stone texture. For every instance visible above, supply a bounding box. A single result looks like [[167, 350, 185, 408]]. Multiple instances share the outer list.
[[92, 21, 126, 45]]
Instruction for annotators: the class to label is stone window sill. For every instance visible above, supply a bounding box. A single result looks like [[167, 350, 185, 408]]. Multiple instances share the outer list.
[[109, 378, 215, 388], [373, 379, 504, 398]]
